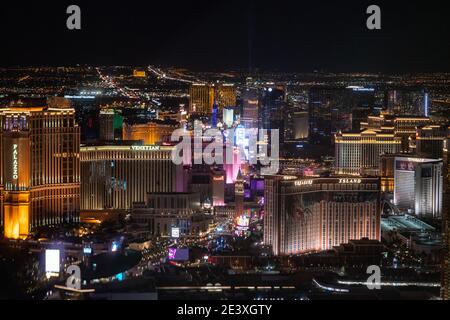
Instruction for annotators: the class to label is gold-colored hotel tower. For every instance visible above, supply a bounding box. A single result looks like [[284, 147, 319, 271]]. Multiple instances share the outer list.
[[0, 98, 80, 239]]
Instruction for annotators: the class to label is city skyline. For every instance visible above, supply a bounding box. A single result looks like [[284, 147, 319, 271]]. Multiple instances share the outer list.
[[0, 64, 448, 302], [1, 0, 450, 306]]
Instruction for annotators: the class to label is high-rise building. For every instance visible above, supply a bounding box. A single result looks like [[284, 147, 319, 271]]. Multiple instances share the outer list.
[[347, 86, 376, 131], [386, 88, 429, 116], [259, 85, 285, 130], [291, 111, 309, 140], [308, 86, 375, 145], [335, 129, 402, 176], [189, 83, 215, 115], [264, 176, 381, 255], [189, 165, 212, 207], [379, 154, 396, 193], [361, 114, 431, 152], [212, 169, 225, 207], [132, 192, 212, 237], [223, 107, 234, 128], [416, 125, 450, 159], [99, 109, 115, 141], [80, 144, 185, 211], [441, 138, 450, 300], [308, 87, 337, 144], [394, 117, 431, 152], [122, 119, 179, 145], [351, 107, 371, 132], [189, 83, 236, 115], [362, 114, 431, 134], [394, 156, 443, 218], [241, 88, 259, 129], [216, 84, 236, 111], [0, 100, 80, 239]]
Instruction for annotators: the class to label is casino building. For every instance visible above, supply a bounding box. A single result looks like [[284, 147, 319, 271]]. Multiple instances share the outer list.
[[131, 192, 213, 238], [416, 125, 450, 159], [394, 156, 443, 218], [264, 176, 381, 255], [80, 144, 186, 211], [442, 139, 450, 300], [122, 119, 178, 145], [335, 129, 401, 176], [0, 100, 80, 239], [189, 83, 236, 115]]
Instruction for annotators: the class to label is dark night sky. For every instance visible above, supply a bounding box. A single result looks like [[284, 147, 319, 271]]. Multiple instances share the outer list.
[[1, 0, 450, 72]]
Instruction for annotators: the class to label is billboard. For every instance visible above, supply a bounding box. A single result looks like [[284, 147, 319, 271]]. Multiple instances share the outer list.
[[236, 215, 249, 228], [168, 248, 189, 261], [171, 227, 180, 238], [236, 215, 250, 231], [45, 249, 61, 273], [396, 160, 416, 171]]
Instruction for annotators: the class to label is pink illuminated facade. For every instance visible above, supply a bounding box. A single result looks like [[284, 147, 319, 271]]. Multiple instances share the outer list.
[[225, 148, 242, 184]]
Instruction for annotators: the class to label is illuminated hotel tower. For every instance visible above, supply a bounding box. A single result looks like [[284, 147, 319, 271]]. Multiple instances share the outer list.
[[80, 144, 185, 210], [360, 114, 430, 153], [212, 169, 225, 207], [241, 88, 259, 129], [189, 84, 215, 114], [99, 109, 115, 141], [394, 156, 443, 218], [0, 99, 80, 239], [264, 176, 381, 255], [189, 83, 236, 115], [215, 84, 236, 111], [442, 138, 450, 300], [122, 120, 179, 145], [335, 129, 401, 176]]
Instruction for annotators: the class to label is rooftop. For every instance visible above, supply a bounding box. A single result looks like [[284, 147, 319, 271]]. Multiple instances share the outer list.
[[381, 214, 435, 232]]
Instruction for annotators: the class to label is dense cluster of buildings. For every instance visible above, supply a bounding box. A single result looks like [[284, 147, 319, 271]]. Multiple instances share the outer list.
[[1, 73, 450, 299]]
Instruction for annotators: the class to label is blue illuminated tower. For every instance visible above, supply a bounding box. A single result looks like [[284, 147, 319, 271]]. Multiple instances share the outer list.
[[212, 100, 218, 127]]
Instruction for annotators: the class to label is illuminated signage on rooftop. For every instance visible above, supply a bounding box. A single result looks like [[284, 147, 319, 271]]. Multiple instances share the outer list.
[[346, 86, 375, 92], [295, 179, 313, 186], [131, 145, 160, 151], [338, 178, 362, 184]]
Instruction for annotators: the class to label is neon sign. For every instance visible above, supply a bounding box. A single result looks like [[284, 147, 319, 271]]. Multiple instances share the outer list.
[[12, 144, 18, 180], [295, 180, 313, 186], [131, 145, 160, 151], [338, 178, 362, 184]]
